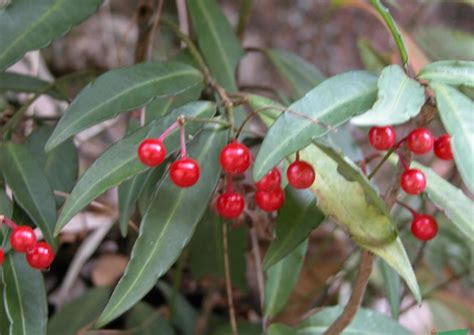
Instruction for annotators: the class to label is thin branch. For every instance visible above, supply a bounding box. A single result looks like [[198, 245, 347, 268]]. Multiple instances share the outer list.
[[249, 226, 265, 318], [236, 0, 253, 41], [222, 223, 239, 335]]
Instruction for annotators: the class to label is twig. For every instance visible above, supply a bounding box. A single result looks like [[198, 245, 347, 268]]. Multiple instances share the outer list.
[[368, 147, 395, 180], [249, 226, 265, 318], [222, 223, 239, 335]]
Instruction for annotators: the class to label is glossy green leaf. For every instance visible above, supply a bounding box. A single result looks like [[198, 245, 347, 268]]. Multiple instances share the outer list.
[[357, 38, 390, 74], [0, 143, 57, 247], [415, 27, 474, 61], [127, 302, 175, 335], [296, 306, 411, 334], [0, 0, 103, 70], [211, 322, 261, 335], [96, 124, 227, 327], [263, 188, 324, 269], [264, 48, 325, 99], [55, 101, 216, 234], [253, 71, 377, 180], [430, 83, 474, 192], [158, 282, 198, 335], [412, 162, 474, 241], [47, 288, 111, 335], [0, 181, 12, 219], [27, 126, 78, 207], [351, 65, 424, 126], [188, 210, 247, 289], [418, 60, 474, 88], [379, 260, 400, 319], [0, 72, 64, 99], [0, 282, 9, 335], [46, 62, 203, 150], [187, 0, 243, 92], [2, 253, 47, 335], [268, 324, 297, 335], [265, 239, 307, 318]]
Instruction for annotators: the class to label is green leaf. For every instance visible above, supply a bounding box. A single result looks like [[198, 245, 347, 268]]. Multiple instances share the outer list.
[[0, 72, 64, 99], [27, 126, 78, 207], [253, 71, 377, 180], [296, 306, 411, 334], [264, 48, 325, 99], [351, 65, 425, 126], [0, 282, 10, 335], [430, 83, 474, 192], [47, 287, 111, 335], [0, 143, 57, 247], [415, 27, 474, 61], [188, 210, 247, 289], [418, 60, 474, 88], [0, 0, 103, 70], [55, 101, 215, 234], [379, 260, 400, 319], [187, 0, 243, 92], [211, 322, 261, 335], [2, 253, 47, 335], [263, 188, 324, 269], [357, 38, 390, 74], [412, 162, 474, 241], [96, 124, 227, 327], [127, 302, 175, 335], [46, 61, 203, 150], [157, 282, 198, 335], [265, 239, 307, 318], [268, 324, 297, 335]]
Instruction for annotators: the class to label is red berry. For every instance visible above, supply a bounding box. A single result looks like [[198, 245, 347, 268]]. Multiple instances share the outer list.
[[255, 187, 285, 212], [219, 142, 251, 175], [368, 126, 396, 150], [170, 158, 200, 187], [138, 138, 166, 167], [407, 128, 434, 154], [400, 169, 426, 195], [255, 168, 281, 191], [287, 161, 316, 189], [0, 248, 4, 266], [411, 215, 438, 241], [10, 226, 36, 253], [26, 242, 55, 270], [434, 134, 454, 160], [216, 192, 245, 219]]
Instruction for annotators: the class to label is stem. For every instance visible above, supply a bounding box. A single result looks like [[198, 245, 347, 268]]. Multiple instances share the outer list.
[[0, 216, 17, 230], [368, 147, 395, 180], [222, 223, 239, 335], [184, 117, 231, 128], [226, 174, 233, 193], [323, 251, 375, 335], [397, 151, 409, 170], [395, 200, 418, 218], [158, 121, 180, 142], [249, 226, 265, 331], [179, 124, 187, 158]]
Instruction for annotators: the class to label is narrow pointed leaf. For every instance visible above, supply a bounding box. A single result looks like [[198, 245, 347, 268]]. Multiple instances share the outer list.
[[96, 125, 227, 327], [264, 48, 325, 98], [379, 260, 401, 319], [412, 162, 474, 241], [265, 239, 308, 318], [357, 38, 390, 74], [0, 143, 56, 247], [418, 60, 474, 87], [0, 283, 9, 335], [0, 0, 103, 70], [46, 62, 203, 150], [296, 306, 411, 334], [430, 83, 474, 192], [351, 65, 424, 126], [268, 324, 297, 335], [415, 27, 474, 61], [55, 102, 215, 234], [127, 302, 175, 335], [2, 253, 47, 335], [263, 188, 324, 269], [253, 71, 377, 180], [0, 72, 64, 99], [47, 288, 111, 335]]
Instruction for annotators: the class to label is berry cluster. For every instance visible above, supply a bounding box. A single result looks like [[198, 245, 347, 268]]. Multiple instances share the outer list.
[[0, 216, 55, 269], [368, 126, 453, 241]]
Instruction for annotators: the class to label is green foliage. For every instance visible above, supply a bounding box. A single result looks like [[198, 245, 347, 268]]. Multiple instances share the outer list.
[[418, 60, 474, 87], [379, 260, 401, 319], [126, 302, 175, 335], [415, 27, 474, 61], [0, 72, 65, 99]]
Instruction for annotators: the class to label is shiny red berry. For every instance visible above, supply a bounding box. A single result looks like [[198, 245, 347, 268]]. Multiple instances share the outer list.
[[216, 192, 245, 219], [255, 167, 281, 191], [287, 161, 316, 189], [255, 187, 285, 212], [0, 248, 4, 266], [10, 226, 36, 253], [138, 138, 166, 167], [411, 214, 438, 241], [434, 134, 454, 160], [400, 169, 426, 195], [26, 242, 55, 270], [170, 158, 200, 187], [368, 126, 396, 150], [407, 128, 434, 155], [219, 142, 251, 175]]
